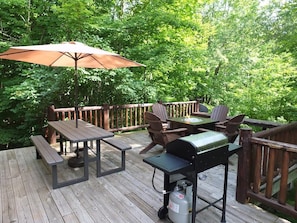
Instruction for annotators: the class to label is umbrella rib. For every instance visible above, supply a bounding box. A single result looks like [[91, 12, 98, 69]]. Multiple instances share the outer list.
[[63, 52, 91, 60], [0, 50, 70, 67], [64, 52, 109, 69], [0, 49, 33, 56], [89, 54, 108, 69], [47, 52, 87, 66], [47, 53, 67, 66]]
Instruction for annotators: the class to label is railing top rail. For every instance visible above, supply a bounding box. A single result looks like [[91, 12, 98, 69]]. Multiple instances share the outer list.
[[254, 121, 297, 138], [251, 136, 297, 153], [163, 101, 197, 105], [53, 105, 103, 112], [106, 103, 153, 108], [53, 103, 153, 111], [243, 118, 282, 129]]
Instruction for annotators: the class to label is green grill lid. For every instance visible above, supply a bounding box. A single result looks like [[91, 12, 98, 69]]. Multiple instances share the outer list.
[[166, 131, 228, 154], [181, 131, 227, 151]]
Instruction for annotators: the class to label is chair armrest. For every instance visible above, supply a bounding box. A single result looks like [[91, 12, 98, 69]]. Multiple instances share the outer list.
[[162, 128, 187, 143], [215, 124, 227, 131], [191, 112, 210, 118], [218, 120, 228, 125], [163, 128, 187, 134], [162, 123, 169, 130], [197, 127, 212, 133]]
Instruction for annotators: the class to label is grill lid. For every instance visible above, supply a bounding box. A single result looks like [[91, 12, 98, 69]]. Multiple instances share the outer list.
[[166, 131, 228, 155]]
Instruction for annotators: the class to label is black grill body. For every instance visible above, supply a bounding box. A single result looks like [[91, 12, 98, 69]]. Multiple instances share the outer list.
[[143, 131, 241, 223], [166, 132, 229, 172]]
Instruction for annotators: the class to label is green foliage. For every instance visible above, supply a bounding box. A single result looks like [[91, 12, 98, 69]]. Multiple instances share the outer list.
[[78, 68, 146, 105], [0, 65, 52, 147], [51, 0, 97, 40], [1, 0, 297, 150], [107, 0, 213, 101], [0, 0, 29, 43]]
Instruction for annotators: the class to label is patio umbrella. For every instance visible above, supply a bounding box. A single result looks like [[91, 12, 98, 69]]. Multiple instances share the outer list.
[[0, 41, 144, 127]]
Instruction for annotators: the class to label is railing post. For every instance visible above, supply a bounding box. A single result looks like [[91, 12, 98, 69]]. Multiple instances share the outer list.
[[195, 98, 202, 112], [47, 105, 57, 144], [236, 128, 253, 203], [103, 104, 110, 130]]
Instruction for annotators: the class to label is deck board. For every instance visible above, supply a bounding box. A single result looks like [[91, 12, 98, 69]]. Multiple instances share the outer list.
[[0, 130, 292, 223]]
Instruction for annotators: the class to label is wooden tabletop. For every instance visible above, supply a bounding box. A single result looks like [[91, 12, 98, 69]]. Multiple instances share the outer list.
[[168, 116, 217, 126], [48, 119, 114, 143]]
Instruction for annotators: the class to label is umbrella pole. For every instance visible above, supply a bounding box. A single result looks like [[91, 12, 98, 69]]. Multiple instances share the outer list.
[[75, 57, 78, 128]]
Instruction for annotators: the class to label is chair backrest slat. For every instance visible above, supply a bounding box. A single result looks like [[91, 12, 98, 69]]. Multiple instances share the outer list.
[[145, 111, 163, 131], [152, 103, 168, 123], [210, 105, 229, 122]]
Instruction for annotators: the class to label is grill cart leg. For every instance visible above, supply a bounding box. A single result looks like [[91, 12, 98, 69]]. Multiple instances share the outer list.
[[221, 163, 228, 223], [159, 174, 170, 219], [191, 173, 198, 223]]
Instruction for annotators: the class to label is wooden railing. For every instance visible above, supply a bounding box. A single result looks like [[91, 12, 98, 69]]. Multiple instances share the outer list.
[[236, 122, 297, 219], [46, 101, 200, 144]]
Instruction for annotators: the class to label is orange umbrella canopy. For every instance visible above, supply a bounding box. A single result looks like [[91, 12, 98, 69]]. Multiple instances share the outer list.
[[0, 41, 144, 128], [0, 41, 144, 69]]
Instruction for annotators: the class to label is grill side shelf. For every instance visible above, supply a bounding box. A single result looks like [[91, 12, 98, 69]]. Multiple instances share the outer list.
[[143, 153, 193, 175]]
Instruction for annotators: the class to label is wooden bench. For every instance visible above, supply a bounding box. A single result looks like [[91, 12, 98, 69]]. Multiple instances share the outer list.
[[31, 135, 64, 189], [99, 137, 132, 177]]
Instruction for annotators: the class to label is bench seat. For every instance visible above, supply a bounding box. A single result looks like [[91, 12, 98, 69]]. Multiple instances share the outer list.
[[31, 135, 63, 165]]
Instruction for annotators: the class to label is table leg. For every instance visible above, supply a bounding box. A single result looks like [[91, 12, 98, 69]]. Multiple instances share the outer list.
[[55, 140, 89, 188], [83, 141, 89, 180], [59, 136, 64, 155], [96, 139, 101, 177]]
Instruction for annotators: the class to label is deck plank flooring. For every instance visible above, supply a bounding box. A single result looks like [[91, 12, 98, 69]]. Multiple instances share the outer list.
[[0, 130, 292, 223]]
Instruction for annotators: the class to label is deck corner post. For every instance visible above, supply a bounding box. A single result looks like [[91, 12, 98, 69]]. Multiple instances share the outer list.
[[103, 103, 110, 130], [236, 128, 253, 203], [47, 105, 56, 144]]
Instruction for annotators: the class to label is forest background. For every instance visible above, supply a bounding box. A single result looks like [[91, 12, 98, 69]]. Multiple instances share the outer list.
[[0, 0, 297, 149]]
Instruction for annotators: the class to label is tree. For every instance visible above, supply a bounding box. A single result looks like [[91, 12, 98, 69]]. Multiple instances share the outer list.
[[121, 0, 212, 101], [1, 0, 297, 149], [201, 0, 297, 120]]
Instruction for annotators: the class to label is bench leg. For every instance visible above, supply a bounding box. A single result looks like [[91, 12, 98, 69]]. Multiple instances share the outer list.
[[52, 165, 59, 189], [121, 150, 126, 170], [36, 149, 41, 159]]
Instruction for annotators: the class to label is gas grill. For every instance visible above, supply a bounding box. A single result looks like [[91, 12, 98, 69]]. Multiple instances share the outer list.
[[143, 131, 241, 223]]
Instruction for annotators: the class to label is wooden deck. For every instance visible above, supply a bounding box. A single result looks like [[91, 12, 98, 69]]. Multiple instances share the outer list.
[[0, 130, 291, 223]]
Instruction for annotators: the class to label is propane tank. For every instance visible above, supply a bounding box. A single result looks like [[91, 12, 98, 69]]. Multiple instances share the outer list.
[[168, 180, 193, 223]]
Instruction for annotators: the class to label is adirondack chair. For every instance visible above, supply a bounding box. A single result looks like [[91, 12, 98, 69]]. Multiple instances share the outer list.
[[139, 112, 187, 154], [152, 102, 170, 129], [215, 114, 245, 143], [210, 105, 229, 122], [199, 103, 209, 112], [192, 105, 229, 123]]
